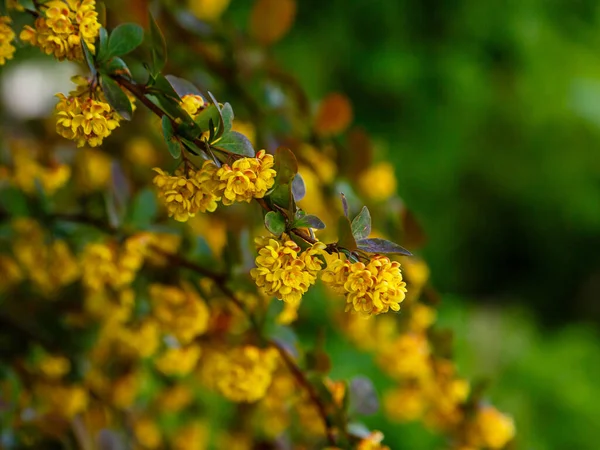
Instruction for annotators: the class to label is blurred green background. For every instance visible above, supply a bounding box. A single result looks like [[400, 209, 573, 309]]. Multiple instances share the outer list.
[[230, 1, 600, 448]]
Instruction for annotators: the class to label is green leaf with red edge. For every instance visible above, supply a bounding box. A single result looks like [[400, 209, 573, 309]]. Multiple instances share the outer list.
[[149, 12, 167, 74], [100, 75, 132, 120], [161, 115, 181, 159], [105, 57, 131, 78], [106, 23, 144, 58], [356, 238, 412, 256], [274, 147, 298, 184], [337, 216, 357, 251], [351, 206, 371, 240], [264, 210, 286, 236]]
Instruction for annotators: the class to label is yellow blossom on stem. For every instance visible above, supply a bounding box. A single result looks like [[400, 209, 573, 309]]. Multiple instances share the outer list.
[[35, 383, 88, 419], [180, 94, 206, 118], [200, 346, 278, 402], [0, 16, 16, 65], [377, 333, 431, 380], [465, 406, 515, 450], [358, 162, 397, 201], [149, 283, 210, 344], [38, 355, 71, 379], [152, 166, 220, 222], [356, 431, 391, 450], [214, 150, 276, 205], [154, 345, 202, 376], [133, 417, 162, 449], [20, 0, 100, 61], [251, 237, 325, 304], [384, 385, 427, 422], [322, 254, 407, 315]]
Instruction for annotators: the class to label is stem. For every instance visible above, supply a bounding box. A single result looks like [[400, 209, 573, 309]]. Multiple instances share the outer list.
[[270, 339, 336, 446]]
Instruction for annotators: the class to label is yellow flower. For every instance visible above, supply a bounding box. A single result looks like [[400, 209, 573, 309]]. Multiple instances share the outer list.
[[357, 431, 390, 450], [39, 355, 71, 379], [125, 137, 160, 167], [134, 417, 162, 449], [172, 421, 209, 450], [358, 162, 397, 201], [0, 16, 16, 65], [20, 0, 100, 61], [156, 385, 194, 412], [152, 166, 220, 222], [149, 283, 210, 344], [35, 383, 88, 419], [214, 150, 276, 205], [188, 0, 231, 22], [251, 237, 325, 304], [180, 94, 206, 118], [466, 406, 515, 449], [75, 148, 112, 192], [200, 346, 278, 402], [111, 371, 140, 409], [55, 76, 132, 147], [408, 302, 437, 332], [384, 386, 427, 422], [0, 255, 22, 291], [155, 345, 202, 376], [377, 333, 431, 380], [323, 254, 407, 315]]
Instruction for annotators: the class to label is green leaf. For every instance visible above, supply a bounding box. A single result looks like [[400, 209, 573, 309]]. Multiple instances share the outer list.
[[149, 12, 167, 74], [126, 188, 158, 229], [194, 104, 221, 135], [105, 57, 131, 78], [348, 376, 379, 416], [295, 214, 325, 230], [1, 187, 30, 217], [291, 173, 306, 201], [356, 238, 412, 256], [351, 206, 371, 240], [165, 75, 202, 97], [100, 75, 132, 120], [97, 27, 109, 61], [264, 211, 286, 236], [106, 23, 144, 58], [337, 216, 357, 251], [147, 73, 180, 101], [212, 131, 255, 157], [269, 182, 294, 213], [180, 137, 204, 156], [221, 102, 234, 136], [0, 1, 6, 16], [207, 91, 225, 140], [81, 38, 96, 77], [274, 147, 298, 184], [161, 115, 181, 159]]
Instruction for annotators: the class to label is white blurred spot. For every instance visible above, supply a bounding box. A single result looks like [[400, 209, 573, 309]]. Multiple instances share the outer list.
[[1, 60, 79, 119]]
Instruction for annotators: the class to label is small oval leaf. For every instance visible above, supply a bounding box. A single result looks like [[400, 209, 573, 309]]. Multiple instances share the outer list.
[[161, 116, 181, 159], [213, 131, 255, 157], [337, 216, 357, 251], [265, 211, 286, 236], [100, 76, 132, 120], [107, 23, 144, 58], [356, 238, 412, 256], [351, 206, 371, 240], [291, 173, 306, 202], [349, 376, 379, 416], [165, 75, 202, 97], [274, 148, 298, 184], [296, 214, 325, 230]]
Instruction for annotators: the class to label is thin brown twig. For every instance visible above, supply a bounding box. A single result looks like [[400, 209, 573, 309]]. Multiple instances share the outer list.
[[270, 339, 336, 446]]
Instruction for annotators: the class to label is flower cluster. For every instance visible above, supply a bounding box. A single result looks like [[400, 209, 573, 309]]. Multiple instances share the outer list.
[[55, 76, 133, 147], [149, 283, 210, 344], [465, 405, 516, 449], [251, 237, 326, 304], [4, 140, 71, 195], [81, 234, 152, 292], [0, 16, 16, 65], [152, 166, 220, 222], [20, 0, 100, 61], [180, 93, 206, 118], [9, 219, 80, 295], [152, 150, 275, 222], [322, 253, 407, 315], [200, 346, 279, 402]]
